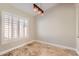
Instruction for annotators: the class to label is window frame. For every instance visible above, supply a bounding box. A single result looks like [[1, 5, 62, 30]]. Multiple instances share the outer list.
[[1, 11, 29, 44]]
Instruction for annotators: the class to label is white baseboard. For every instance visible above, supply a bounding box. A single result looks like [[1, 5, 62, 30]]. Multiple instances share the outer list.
[[0, 39, 78, 55], [35, 40, 76, 51], [76, 49, 79, 55], [0, 40, 35, 55]]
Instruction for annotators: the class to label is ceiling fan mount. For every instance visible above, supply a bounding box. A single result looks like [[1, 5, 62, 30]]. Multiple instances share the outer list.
[[33, 4, 44, 16]]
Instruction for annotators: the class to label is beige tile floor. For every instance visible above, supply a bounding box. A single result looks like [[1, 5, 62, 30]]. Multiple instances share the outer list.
[[2, 42, 78, 56]]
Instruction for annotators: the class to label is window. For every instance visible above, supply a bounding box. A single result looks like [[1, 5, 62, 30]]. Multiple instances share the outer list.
[[19, 17, 28, 39], [12, 15, 18, 39], [4, 16, 9, 39], [2, 12, 12, 40], [2, 11, 28, 43], [24, 19, 28, 38], [19, 18, 24, 39]]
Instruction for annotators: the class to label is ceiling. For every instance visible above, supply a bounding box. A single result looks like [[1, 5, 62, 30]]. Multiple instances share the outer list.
[[11, 3, 57, 16]]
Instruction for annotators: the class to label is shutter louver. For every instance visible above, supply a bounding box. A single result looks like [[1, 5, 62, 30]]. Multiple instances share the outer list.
[[2, 11, 28, 44]]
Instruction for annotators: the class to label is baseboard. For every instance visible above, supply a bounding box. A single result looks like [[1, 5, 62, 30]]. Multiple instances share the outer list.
[[0, 40, 35, 55], [35, 40, 76, 51], [0, 39, 78, 55], [76, 49, 79, 55]]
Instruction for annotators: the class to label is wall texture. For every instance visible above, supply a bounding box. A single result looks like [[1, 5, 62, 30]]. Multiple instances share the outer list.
[[36, 4, 76, 48]]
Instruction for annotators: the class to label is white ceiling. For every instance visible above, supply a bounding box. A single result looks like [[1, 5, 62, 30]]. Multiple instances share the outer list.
[[11, 3, 57, 16]]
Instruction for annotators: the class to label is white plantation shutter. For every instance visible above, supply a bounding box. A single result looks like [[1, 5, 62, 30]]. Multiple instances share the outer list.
[[4, 15, 9, 39], [2, 12, 12, 40], [19, 18, 24, 39], [2, 11, 28, 44], [24, 19, 28, 38], [8, 15, 12, 39], [12, 15, 18, 39], [19, 17, 28, 39]]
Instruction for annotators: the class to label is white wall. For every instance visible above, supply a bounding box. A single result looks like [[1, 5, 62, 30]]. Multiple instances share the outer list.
[[76, 4, 79, 50], [36, 4, 76, 48], [0, 4, 36, 51]]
